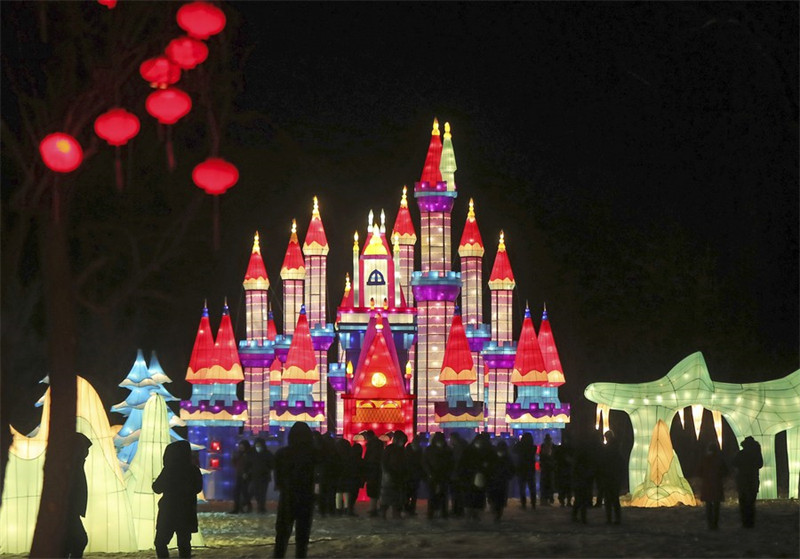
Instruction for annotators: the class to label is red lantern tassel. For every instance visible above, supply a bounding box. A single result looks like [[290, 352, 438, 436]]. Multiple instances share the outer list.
[[115, 146, 124, 192], [166, 126, 175, 172]]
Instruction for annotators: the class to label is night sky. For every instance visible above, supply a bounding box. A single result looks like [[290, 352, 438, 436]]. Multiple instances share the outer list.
[[1, 2, 798, 433]]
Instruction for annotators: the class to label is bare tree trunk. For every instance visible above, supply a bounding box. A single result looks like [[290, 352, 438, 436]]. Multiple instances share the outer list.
[[29, 210, 77, 558]]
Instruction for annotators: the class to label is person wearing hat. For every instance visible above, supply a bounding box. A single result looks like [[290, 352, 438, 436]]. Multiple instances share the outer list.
[[732, 436, 763, 528]]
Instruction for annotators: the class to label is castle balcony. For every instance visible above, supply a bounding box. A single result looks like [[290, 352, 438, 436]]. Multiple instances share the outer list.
[[411, 271, 461, 302], [481, 341, 517, 369], [237, 339, 276, 368]]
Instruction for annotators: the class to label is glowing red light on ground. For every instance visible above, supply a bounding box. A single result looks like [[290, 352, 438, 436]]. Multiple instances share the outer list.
[[177, 2, 226, 40], [39, 133, 83, 173], [165, 36, 209, 70], [192, 157, 239, 195]]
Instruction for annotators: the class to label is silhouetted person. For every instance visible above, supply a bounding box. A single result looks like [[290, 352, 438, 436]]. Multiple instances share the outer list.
[[334, 438, 352, 515], [380, 430, 408, 518], [317, 433, 338, 517], [512, 432, 537, 509], [274, 422, 318, 558], [554, 439, 574, 506], [404, 434, 424, 516], [733, 436, 763, 528], [230, 440, 253, 513], [448, 432, 469, 517], [462, 433, 495, 519], [251, 438, 274, 514], [347, 442, 364, 516], [571, 439, 595, 524], [63, 433, 91, 558], [487, 440, 515, 521], [363, 430, 384, 517], [424, 432, 453, 519], [153, 440, 203, 559], [539, 434, 555, 505], [698, 441, 728, 530], [598, 430, 624, 524]]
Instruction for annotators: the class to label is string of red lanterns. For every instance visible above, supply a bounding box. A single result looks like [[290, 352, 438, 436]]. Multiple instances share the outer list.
[[139, 56, 181, 89], [94, 108, 140, 191]]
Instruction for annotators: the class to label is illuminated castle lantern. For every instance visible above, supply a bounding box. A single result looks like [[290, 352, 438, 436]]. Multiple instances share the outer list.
[[434, 307, 484, 436], [302, 197, 335, 426], [281, 219, 305, 337], [506, 305, 570, 443], [180, 301, 247, 500], [392, 186, 417, 305], [270, 305, 325, 429], [483, 231, 517, 434], [412, 119, 461, 432], [239, 232, 275, 435], [342, 311, 415, 442]]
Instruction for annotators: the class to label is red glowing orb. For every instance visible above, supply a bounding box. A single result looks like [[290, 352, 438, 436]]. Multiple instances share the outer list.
[[97, 0, 117, 8], [39, 133, 83, 173], [139, 56, 181, 89], [192, 158, 239, 195], [165, 36, 209, 70], [177, 2, 226, 40], [94, 108, 140, 146], [145, 87, 192, 125]]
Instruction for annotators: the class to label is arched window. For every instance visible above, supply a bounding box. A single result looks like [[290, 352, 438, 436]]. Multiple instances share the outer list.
[[367, 269, 385, 285]]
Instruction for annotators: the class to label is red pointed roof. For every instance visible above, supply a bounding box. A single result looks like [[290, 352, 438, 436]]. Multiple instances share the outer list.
[[419, 118, 442, 185], [269, 356, 282, 385], [303, 196, 329, 256], [351, 313, 407, 400], [185, 304, 215, 383], [538, 305, 565, 386], [439, 309, 477, 385], [212, 302, 245, 382], [488, 231, 515, 290], [281, 219, 305, 280], [243, 232, 269, 291], [267, 310, 277, 341], [282, 306, 319, 384], [362, 223, 391, 256], [458, 198, 484, 257], [511, 306, 547, 385], [392, 186, 417, 244]]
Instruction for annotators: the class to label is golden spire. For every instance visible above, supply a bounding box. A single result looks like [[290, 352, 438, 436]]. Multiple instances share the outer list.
[[252, 231, 261, 254], [468, 198, 475, 221], [498, 230, 506, 251], [291, 219, 297, 235], [400, 185, 408, 208], [368, 210, 374, 229], [344, 273, 351, 292], [393, 232, 400, 249], [444, 121, 451, 140], [405, 361, 413, 378], [312, 196, 320, 219], [353, 230, 359, 250], [346, 361, 353, 376], [432, 118, 440, 136], [380, 209, 386, 233]]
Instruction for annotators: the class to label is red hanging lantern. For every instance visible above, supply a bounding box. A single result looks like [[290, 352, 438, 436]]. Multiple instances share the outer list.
[[146, 87, 191, 171], [97, 0, 117, 8], [177, 2, 226, 40], [192, 157, 239, 195], [94, 108, 140, 191], [139, 56, 181, 89], [39, 133, 83, 173], [165, 36, 209, 70]]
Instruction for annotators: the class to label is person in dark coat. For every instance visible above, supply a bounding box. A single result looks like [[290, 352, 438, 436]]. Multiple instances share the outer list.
[[571, 438, 595, 524], [363, 430, 383, 517], [230, 440, 253, 513], [152, 440, 203, 559], [63, 432, 92, 558], [274, 422, 318, 558], [512, 432, 537, 509], [404, 434, 425, 516], [598, 430, 625, 524], [380, 430, 408, 518], [462, 433, 496, 519], [334, 438, 353, 515], [698, 441, 728, 530], [733, 436, 763, 528], [424, 432, 453, 519], [317, 432, 338, 517], [539, 434, 556, 505], [554, 439, 574, 507], [448, 432, 469, 517], [347, 442, 364, 516], [251, 438, 274, 514], [487, 440, 515, 521]]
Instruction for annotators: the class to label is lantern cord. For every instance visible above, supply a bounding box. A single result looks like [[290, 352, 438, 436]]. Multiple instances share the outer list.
[[213, 195, 220, 251], [115, 146, 124, 192], [166, 126, 175, 172], [52, 175, 60, 225]]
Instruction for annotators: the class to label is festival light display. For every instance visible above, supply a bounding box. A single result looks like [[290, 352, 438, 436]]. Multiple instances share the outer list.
[[94, 107, 140, 190], [176, 1, 227, 40], [192, 157, 238, 195], [39, 132, 83, 173], [280, 219, 305, 337], [139, 56, 181, 89], [585, 352, 800, 501], [165, 36, 209, 70], [391, 186, 417, 306], [630, 420, 696, 507]]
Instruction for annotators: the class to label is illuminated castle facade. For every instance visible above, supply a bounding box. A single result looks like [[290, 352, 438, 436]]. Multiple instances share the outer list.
[[234, 119, 570, 442]]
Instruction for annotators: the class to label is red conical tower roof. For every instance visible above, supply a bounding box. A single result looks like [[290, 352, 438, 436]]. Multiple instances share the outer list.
[[212, 300, 245, 383], [511, 305, 547, 385], [419, 118, 442, 185], [538, 304, 565, 386], [458, 198, 484, 257], [269, 356, 282, 386], [303, 196, 329, 256], [185, 303, 215, 383], [439, 308, 477, 385], [281, 219, 306, 280], [243, 231, 269, 291], [392, 186, 417, 244], [351, 313, 407, 400], [267, 310, 277, 341], [488, 230, 515, 290], [282, 305, 319, 384]]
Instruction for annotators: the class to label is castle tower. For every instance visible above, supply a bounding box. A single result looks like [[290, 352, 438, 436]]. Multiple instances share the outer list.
[[302, 197, 334, 427], [392, 186, 417, 305], [280, 219, 305, 337], [434, 307, 484, 437], [240, 232, 274, 434], [412, 119, 460, 432], [483, 231, 517, 434], [506, 305, 570, 443]]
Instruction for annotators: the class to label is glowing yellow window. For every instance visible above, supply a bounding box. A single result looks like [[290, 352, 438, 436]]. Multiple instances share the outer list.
[[371, 372, 387, 388]]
